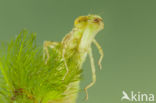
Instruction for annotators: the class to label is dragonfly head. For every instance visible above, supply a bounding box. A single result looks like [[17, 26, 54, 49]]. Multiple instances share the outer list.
[[74, 14, 104, 31]]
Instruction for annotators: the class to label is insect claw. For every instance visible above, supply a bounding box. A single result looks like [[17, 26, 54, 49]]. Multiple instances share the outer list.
[[84, 48, 96, 100], [84, 88, 89, 101], [98, 60, 102, 70]]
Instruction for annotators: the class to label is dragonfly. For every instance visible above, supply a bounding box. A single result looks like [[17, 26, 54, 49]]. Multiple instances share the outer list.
[[43, 14, 104, 100]]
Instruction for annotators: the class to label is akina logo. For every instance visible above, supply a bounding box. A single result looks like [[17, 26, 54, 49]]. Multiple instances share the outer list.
[[121, 90, 155, 102]]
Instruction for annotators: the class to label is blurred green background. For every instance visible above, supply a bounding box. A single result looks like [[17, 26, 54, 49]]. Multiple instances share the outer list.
[[0, 0, 156, 103]]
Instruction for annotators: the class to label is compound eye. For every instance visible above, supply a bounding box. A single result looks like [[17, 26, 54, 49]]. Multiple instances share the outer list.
[[93, 18, 102, 23], [79, 17, 88, 22], [74, 16, 88, 27]]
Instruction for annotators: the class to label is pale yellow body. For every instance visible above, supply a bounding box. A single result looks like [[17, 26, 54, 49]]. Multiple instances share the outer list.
[[44, 14, 104, 103]]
